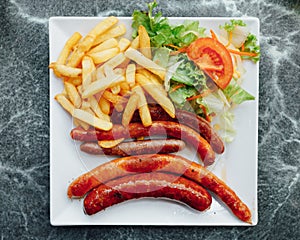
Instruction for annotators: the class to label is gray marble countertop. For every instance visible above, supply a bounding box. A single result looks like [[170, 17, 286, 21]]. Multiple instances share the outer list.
[[0, 0, 299, 239]]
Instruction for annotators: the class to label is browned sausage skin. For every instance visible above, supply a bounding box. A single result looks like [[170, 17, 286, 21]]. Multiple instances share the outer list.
[[84, 172, 212, 215], [80, 139, 186, 156], [71, 121, 215, 166], [111, 104, 224, 154], [68, 154, 251, 223]]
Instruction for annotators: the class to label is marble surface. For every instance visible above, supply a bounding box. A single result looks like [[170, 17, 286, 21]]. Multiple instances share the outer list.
[[0, 0, 299, 239]]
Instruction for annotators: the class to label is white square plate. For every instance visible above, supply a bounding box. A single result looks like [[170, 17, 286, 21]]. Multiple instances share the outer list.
[[49, 17, 259, 226]]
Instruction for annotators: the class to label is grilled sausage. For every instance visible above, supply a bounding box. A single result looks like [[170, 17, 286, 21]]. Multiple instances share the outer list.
[[84, 172, 212, 215], [68, 154, 251, 223], [111, 104, 224, 154], [71, 121, 215, 165], [80, 139, 186, 156]]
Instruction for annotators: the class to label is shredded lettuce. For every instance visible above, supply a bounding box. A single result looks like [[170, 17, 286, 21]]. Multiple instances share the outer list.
[[223, 79, 255, 104], [220, 19, 246, 32], [241, 34, 260, 62], [132, 1, 206, 47], [170, 54, 207, 90], [169, 85, 198, 108]]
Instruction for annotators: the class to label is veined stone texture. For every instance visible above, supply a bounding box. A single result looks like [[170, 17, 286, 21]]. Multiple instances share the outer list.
[[0, 0, 299, 239]]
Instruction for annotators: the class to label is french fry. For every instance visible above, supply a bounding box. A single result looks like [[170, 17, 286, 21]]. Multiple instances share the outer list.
[[98, 138, 124, 148], [88, 16, 118, 38], [88, 96, 110, 122], [88, 38, 118, 54], [93, 24, 126, 46], [54, 94, 75, 115], [110, 85, 121, 95], [137, 68, 167, 96], [138, 25, 152, 59], [67, 77, 82, 86], [125, 64, 136, 87], [97, 53, 126, 74], [80, 100, 91, 110], [64, 81, 82, 108], [73, 109, 112, 130], [82, 56, 95, 91], [57, 32, 82, 65], [67, 17, 118, 67], [132, 85, 152, 127], [82, 74, 125, 99], [102, 90, 127, 105], [52, 64, 82, 77], [73, 118, 90, 130], [118, 38, 131, 52], [131, 36, 140, 49], [88, 48, 119, 65], [99, 97, 111, 115], [136, 73, 175, 118], [113, 68, 125, 76], [122, 93, 139, 126], [124, 48, 166, 80]]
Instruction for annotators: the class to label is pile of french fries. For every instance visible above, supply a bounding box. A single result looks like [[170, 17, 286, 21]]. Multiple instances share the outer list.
[[50, 16, 175, 136]]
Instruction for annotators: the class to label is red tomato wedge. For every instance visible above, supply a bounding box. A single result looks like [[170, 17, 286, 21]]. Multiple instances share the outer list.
[[186, 38, 233, 89]]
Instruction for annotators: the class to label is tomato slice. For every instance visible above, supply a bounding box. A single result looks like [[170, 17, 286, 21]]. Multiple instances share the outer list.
[[186, 37, 233, 89]]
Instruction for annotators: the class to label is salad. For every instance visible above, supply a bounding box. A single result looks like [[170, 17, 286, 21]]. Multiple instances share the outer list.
[[132, 0, 260, 142]]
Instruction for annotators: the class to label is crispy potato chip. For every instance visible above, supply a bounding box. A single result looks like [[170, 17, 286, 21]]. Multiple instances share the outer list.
[[98, 138, 125, 148]]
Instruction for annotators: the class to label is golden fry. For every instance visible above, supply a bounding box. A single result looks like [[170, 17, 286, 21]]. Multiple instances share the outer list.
[[82, 75, 125, 99], [88, 48, 119, 65], [99, 97, 111, 115], [54, 94, 75, 115], [125, 64, 136, 87], [64, 81, 82, 108], [98, 138, 124, 148], [93, 24, 126, 46], [73, 109, 112, 130], [122, 93, 139, 126], [88, 38, 118, 54], [136, 73, 175, 118], [118, 38, 131, 52], [132, 85, 152, 127], [57, 32, 82, 65], [82, 56, 95, 91], [67, 77, 82, 86], [53, 64, 82, 77], [88, 16, 118, 38], [88, 96, 110, 122], [124, 48, 166, 80], [138, 25, 152, 59]]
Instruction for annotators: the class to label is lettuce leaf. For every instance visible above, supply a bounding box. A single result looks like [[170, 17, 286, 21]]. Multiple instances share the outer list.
[[170, 54, 207, 90], [168, 85, 197, 108], [220, 19, 246, 32], [223, 79, 255, 104], [132, 1, 206, 48], [240, 34, 260, 62]]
